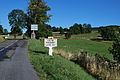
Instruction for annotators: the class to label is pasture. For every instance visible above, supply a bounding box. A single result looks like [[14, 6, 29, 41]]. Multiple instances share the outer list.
[[71, 32, 100, 38], [57, 39, 113, 60]]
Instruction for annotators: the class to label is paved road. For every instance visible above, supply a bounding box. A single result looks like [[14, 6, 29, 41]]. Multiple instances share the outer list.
[[0, 40, 17, 50], [0, 40, 39, 80]]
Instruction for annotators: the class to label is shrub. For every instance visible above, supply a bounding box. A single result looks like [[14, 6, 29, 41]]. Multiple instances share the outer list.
[[65, 33, 71, 39], [109, 33, 120, 62]]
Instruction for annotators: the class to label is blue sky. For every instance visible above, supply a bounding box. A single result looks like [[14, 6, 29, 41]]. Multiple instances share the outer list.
[[0, 0, 120, 31]]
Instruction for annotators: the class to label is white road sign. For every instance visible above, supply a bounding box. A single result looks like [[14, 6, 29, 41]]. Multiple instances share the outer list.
[[31, 24, 38, 30], [44, 38, 57, 56], [44, 39, 57, 47]]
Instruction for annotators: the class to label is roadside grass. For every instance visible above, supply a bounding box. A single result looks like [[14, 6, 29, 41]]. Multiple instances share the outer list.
[[28, 39, 96, 80], [57, 39, 113, 60], [7, 35, 23, 39], [0, 35, 5, 43], [71, 32, 100, 38]]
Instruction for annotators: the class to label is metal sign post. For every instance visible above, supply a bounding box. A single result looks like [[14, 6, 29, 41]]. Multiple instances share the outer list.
[[31, 24, 38, 39], [44, 37, 57, 56]]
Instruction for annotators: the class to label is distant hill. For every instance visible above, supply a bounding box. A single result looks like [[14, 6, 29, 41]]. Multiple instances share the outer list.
[[92, 27, 99, 31], [99, 25, 120, 28]]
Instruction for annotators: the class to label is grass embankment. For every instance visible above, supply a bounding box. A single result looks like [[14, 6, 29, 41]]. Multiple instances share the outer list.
[[29, 39, 96, 80], [57, 39, 113, 60]]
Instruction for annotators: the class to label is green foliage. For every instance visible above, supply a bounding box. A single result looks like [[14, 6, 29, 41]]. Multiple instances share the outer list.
[[59, 27, 64, 34], [35, 24, 52, 39], [69, 23, 92, 35], [27, 0, 52, 38], [8, 9, 27, 38], [0, 25, 3, 35], [83, 24, 92, 33], [99, 26, 118, 40], [28, 0, 51, 24], [3, 29, 8, 35], [70, 23, 83, 34], [29, 39, 96, 80], [109, 32, 120, 62], [11, 27, 22, 39], [8, 9, 27, 29], [65, 33, 71, 39], [51, 26, 59, 32]]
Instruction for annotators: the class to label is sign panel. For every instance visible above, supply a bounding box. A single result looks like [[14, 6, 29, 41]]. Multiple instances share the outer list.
[[44, 39, 57, 47], [31, 24, 38, 30]]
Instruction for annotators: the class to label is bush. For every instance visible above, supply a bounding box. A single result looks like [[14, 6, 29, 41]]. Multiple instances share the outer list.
[[99, 27, 117, 40], [109, 33, 120, 62], [65, 33, 71, 39]]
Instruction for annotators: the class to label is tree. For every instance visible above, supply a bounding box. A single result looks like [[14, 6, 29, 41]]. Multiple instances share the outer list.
[[109, 32, 120, 62], [83, 24, 92, 33], [99, 26, 117, 40], [8, 9, 27, 38], [35, 24, 52, 39], [3, 29, 8, 35], [11, 27, 23, 38], [64, 28, 69, 32], [59, 27, 64, 35], [52, 26, 59, 32], [27, 0, 52, 38], [86, 24, 92, 33], [69, 23, 82, 34], [0, 25, 3, 35]]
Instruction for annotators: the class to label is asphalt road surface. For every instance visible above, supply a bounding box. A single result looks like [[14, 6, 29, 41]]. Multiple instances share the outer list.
[[0, 40, 39, 80]]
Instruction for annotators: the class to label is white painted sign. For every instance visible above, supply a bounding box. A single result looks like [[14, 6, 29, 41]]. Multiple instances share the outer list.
[[31, 24, 38, 31], [44, 38, 57, 56], [44, 39, 57, 47]]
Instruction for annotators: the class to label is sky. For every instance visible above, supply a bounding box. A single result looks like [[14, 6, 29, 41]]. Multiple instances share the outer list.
[[0, 0, 120, 32]]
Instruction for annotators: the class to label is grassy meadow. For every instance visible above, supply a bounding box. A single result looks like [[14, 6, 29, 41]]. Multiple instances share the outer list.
[[56, 35, 113, 60], [28, 39, 96, 80], [71, 32, 100, 38]]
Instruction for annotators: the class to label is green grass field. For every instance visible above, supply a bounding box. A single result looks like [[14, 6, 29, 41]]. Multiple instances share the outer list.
[[71, 32, 100, 38], [57, 39, 113, 60], [29, 39, 96, 80]]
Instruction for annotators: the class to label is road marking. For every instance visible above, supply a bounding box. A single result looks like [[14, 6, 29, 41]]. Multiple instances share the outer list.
[[0, 40, 18, 52]]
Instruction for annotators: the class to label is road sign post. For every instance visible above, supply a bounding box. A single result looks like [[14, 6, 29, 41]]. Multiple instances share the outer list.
[[31, 24, 38, 39], [44, 37, 57, 56]]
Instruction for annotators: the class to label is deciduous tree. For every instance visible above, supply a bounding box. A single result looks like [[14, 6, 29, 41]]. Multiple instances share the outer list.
[[8, 9, 27, 38], [27, 0, 52, 38]]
